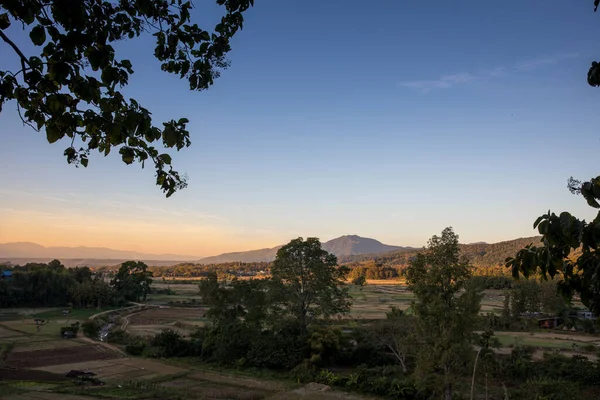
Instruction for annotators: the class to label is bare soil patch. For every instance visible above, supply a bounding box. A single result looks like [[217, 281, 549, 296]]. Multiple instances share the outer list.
[[5, 344, 120, 369], [0, 367, 68, 382], [34, 357, 186, 382], [188, 371, 290, 392], [127, 307, 205, 325]]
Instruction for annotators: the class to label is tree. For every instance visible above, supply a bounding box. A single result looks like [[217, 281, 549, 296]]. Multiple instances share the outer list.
[[110, 261, 153, 302], [0, 0, 254, 196], [404, 227, 482, 399], [371, 308, 415, 372], [270, 237, 351, 332], [508, 2, 600, 315]]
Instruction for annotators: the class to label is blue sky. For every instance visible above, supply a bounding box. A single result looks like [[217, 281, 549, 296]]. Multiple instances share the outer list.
[[1, 0, 599, 256]]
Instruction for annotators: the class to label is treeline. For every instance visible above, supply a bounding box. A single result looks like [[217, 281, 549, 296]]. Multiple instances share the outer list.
[[0, 260, 153, 307], [97, 261, 272, 278]]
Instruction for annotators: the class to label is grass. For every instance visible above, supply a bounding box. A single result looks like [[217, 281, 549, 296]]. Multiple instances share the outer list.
[[31, 307, 121, 320], [495, 334, 581, 350]]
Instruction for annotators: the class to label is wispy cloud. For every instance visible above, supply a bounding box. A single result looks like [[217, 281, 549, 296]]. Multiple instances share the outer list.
[[398, 53, 579, 93]]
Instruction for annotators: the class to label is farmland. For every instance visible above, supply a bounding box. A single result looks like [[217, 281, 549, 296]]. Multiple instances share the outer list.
[[0, 305, 373, 400], [1, 278, 599, 400]]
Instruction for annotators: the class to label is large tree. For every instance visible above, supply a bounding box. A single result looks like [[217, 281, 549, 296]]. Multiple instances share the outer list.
[[0, 0, 253, 196], [110, 260, 153, 302], [508, 2, 600, 314], [405, 227, 482, 400], [270, 237, 351, 332]]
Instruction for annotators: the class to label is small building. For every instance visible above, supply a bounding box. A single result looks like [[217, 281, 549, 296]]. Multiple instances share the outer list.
[[1, 270, 12, 280], [576, 310, 596, 320]]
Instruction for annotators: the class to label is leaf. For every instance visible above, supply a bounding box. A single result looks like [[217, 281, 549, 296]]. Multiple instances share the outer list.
[[161, 154, 172, 165], [81, 157, 89, 168], [0, 13, 10, 30], [29, 25, 46, 46], [45, 125, 63, 144], [120, 147, 135, 164]]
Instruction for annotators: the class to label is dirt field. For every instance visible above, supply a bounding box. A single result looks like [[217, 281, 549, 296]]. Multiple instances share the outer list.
[[5, 344, 120, 369], [34, 357, 187, 382], [0, 367, 69, 382], [124, 307, 206, 338], [127, 307, 205, 325]]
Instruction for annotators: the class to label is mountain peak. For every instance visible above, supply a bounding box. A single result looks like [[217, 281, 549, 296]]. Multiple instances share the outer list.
[[323, 235, 409, 257]]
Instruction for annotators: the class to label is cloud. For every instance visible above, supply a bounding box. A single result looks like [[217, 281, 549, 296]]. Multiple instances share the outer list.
[[398, 53, 579, 93], [513, 53, 579, 71], [398, 73, 477, 93]]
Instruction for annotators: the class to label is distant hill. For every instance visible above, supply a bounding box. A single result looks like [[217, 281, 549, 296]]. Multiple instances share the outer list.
[[196, 235, 412, 264], [196, 246, 283, 264], [322, 235, 410, 256], [0, 242, 199, 262], [338, 236, 543, 267]]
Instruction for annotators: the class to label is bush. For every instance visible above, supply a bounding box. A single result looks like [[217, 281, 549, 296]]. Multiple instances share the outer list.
[[81, 320, 101, 338], [106, 329, 134, 345], [150, 329, 190, 358], [125, 341, 147, 356], [520, 378, 579, 400]]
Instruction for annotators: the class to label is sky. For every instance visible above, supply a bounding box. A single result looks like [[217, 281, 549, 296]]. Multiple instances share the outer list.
[[1, 0, 600, 257]]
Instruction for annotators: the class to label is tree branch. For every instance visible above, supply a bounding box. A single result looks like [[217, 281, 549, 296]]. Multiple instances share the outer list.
[[0, 30, 31, 70]]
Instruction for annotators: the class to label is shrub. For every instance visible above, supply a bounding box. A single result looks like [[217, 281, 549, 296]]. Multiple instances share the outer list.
[[81, 320, 101, 338], [106, 329, 134, 345], [125, 341, 147, 356], [520, 378, 579, 400], [150, 329, 189, 358]]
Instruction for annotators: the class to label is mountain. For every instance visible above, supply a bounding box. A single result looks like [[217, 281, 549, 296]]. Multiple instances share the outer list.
[[337, 236, 543, 267], [322, 235, 409, 256], [197, 246, 283, 264], [196, 235, 411, 264], [0, 242, 199, 262]]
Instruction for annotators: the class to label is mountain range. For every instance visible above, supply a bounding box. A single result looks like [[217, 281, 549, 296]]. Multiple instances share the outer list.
[[0, 242, 199, 262], [0, 235, 542, 268], [0, 236, 411, 267], [196, 235, 411, 264]]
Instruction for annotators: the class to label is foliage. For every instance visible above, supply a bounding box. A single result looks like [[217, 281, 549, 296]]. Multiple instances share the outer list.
[[405, 227, 482, 397], [0, 0, 254, 196], [0, 260, 116, 308], [371, 310, 415, 372], [150, 328, 190, 357], [351, 273, 367, 286], [110, 261, 153, 302], [307, 326, 344, 366], [520, 378, 579, 400], [81, 319, 102, 338], [271, 237, 351, 332], [507, 180, 600, 314]]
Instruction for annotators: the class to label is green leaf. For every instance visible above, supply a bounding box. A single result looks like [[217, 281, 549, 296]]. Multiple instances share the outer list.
[[161, 154, 172, 165], [29, 25, 46, 46], [46, 125, 63, 144], [81, 158, 89, 168], [120, 147, 135, 164]]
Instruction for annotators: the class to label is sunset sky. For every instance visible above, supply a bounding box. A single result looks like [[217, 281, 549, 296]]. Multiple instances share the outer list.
[[1, 0, 599, 257]]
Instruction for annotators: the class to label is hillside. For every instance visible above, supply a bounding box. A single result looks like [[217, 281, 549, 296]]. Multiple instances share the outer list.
[[196, 246, 283, 264], [322, 235, 410, 256], [196, 235, 409, 264], [339, 236, 543, 267]]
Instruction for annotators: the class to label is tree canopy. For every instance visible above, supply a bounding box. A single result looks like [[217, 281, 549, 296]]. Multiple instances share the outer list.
[[507, 2, 600, 315], [110, 260, 153, 302], [0, 0, 253, 196], [405, 227, 482, 399], [271, 237, 351, 332]]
